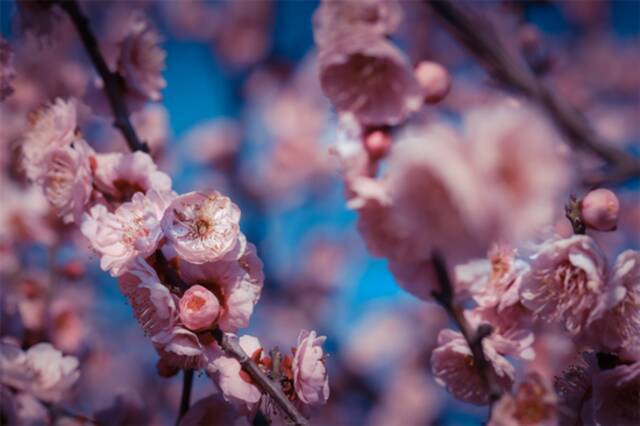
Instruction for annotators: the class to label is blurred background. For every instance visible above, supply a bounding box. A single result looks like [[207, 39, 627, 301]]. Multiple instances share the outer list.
[[1, 1, 638, 425]]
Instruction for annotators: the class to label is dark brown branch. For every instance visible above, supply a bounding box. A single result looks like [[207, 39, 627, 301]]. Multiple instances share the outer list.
[[57, 0, 149, 153], [427, 0, 640, 185], [176, 369, 194, 426], [211, 329, 310, 426], [564, 195, 586, 235], [430, 253, 502, 405]]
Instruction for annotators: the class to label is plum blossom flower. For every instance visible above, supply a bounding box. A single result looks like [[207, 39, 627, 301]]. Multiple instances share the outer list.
[[431, 329, 514, 405], [179, 285, 221, 332], [161, 191, 244, 264], [490, 373, 558, 426], [583, 250, 640, 352], [0, 342, 79, 403], [0, 37, 15, 101], [93, 151, 172, 201], [312, 0, 403, 46], [21, 98, 78, 178], [554, 353, 598, 425], [81, 189, 175, 276], [178, 243, 264, 333], [519, 235, 609, 336], [465, 104, 572, 244], [208, 335, 263, 415], [292, 330, 329, 406], [591, 361, 640, 425], [581, 188, 620, 232], [318, 30, 422, 126]]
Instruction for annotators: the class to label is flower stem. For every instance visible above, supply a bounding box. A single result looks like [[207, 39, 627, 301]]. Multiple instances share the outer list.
[[175, 369, 194, 426]]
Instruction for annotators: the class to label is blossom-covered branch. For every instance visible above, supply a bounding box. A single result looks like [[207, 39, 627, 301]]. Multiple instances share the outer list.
[[427, 0, 640, 184], [430, 253, 502, 405], [57, 0, 149, 153]]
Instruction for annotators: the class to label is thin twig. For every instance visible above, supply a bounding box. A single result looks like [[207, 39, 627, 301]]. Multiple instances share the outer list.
[[430, 253, 502, 406], [427, 0, 640, 185], [175, 369, 194, 426], [564, 195, 586, 235], [57, 0, 149, 153], [211, 329, 310, 426]]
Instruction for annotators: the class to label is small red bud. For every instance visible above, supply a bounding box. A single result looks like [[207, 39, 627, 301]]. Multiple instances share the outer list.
[[363, 130, 391, 161], [580, 188, 620, 232], [414, 61, 451, 104]]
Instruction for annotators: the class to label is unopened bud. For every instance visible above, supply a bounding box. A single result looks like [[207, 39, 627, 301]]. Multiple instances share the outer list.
[[414, 61, 451, 104], [580, 188, 619, 231], [363, 129, 391, 161]]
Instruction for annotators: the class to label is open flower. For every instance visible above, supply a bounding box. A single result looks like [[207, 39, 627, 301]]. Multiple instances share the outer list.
[[490, 373, 558, 426], [81, 189, 175, 276], [431, 329, 514, 405], [178, 243, 263, 333], [292, 330, 329, 406], [93, 151, 172, 202], [591, 361, 640, 425], [519, 235, 609, 336], [161, 191, 244, 264], [0, 342, 79, 403]]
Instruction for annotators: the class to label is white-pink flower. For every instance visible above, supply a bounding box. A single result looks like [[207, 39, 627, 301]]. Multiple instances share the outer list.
[[81, 189, 175, 276], [431, 329, 514, 405], [489, 372, 558, 426], [179, 284, 221, 332], [292, 329, 329, 406], [93, 151, 172, 201], [161, 191, 244, 264], [519, 235, 609, 336], [178, 243, 263, 333], [0, 342, 79, 403]]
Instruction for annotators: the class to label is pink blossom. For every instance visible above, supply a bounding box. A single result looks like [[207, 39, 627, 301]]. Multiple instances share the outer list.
[[0, 37, 15, 101], [465, 104, 572, 244], [519, 235, 609, 336], [583, 250, 640, 352], [313, 0, 403, 46], [36, 140, 94, 223], [184, 119, 241, 167], [292, 330, 329, 406], [208, 334, 263, 414], [161, 191, 244, 264], [414, 61, 451, 104], [93, 151, 172, 201], [0, 387, 50, 425], [554, 353, 598, 425], [81, 189, 175, 276], [21, 98, 78, 178], [0, 342, 79, 403], [592, 361, 640, 425], [318, 30, 421, 126], [580, 188, 620, 232], [179, 285, 221, 332], [431, 329, 514, 405], [178, 243, 264, 333], [490, 372, 558, 426]]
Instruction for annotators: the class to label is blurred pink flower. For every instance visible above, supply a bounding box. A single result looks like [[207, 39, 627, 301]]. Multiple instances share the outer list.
[[179, 394, 250, 426], [178, 243, 264, 333], [592, 361, 640, 425], [431, 329, 514, 405], [161, 191, 244, 264], [179, 284, 221, 332], [490, 372, 558, 426], [0, 342, 79, 403], [465, 104, 572, 244], [313, 0, 403, 46], [292, 330, 329, 406], [318, 30, 421, 126], [93, 151, 172, 202], [583, 250, 640, 352], [81, 189, 175, 276], [184, 118, 241, 168], [554, 353, 598, 425], [520, 235, 610, 337], [0, 37, 15, 101], [414, 61, 451, 104]]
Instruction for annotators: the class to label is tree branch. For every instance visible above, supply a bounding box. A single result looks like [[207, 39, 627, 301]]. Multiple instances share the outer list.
[[211, 329, 310, 426], [427, 0, 639, 185], [57, 0, 149, 153], [430, 253, 502, 406], [175, 369, 194, 426]]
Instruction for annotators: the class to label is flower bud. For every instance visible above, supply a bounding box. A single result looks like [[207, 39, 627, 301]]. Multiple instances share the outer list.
[[414, 61, 451, 104], [580, 188, 619, 231], [179, 285, 221, 331], [364, 129, 391, 161]]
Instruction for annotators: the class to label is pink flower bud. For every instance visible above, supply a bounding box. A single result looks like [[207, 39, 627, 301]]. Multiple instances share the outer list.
[[414, 61, 451, 104], [179, 285, 221, 331], [580, 188, 620, 231], [364, 130, 391, 161]]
